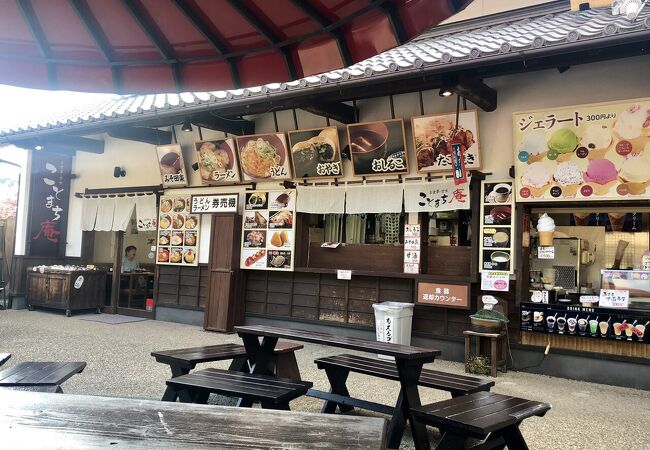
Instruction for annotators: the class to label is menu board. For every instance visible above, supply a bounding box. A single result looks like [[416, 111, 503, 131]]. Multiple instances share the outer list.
[[235, 133, 292, 181], [479, 180, 514, 274], [156, 195, 200, 266], [514, 97, 650, 202], [347, 119, 409, 176], [194, 139, 241, 184], [520, 303, 648, 344], [240, 190, 295, 271], [156, 144, 188, 187]]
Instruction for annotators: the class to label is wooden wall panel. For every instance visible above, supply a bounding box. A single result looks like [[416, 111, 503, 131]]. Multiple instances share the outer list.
[[154, 264, 206, 310]]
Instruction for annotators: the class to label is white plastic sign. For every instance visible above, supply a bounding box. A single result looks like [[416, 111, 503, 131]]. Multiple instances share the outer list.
[[599, 289, 629, 309], [538, 247, 555, 259], [337, 269, 352, 280]]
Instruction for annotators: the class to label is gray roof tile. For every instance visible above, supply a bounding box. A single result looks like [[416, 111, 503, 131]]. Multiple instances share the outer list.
[[2, 5, 649, 140]]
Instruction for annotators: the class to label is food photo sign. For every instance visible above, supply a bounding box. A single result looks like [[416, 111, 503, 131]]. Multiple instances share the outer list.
[[288, 126, 343, 178], [412, 110, 481, 173], [156, 144, 189, 187], [195, 139, 241, 184], [240, 190, 296, 271], [235, 133, 292, 181], [156, 195, 200, 266], [347, 119, 409, 176], [515, 98, 650, 202]]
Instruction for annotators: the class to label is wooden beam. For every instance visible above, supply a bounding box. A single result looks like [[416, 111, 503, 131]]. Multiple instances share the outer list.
[[68, 0, 121, 92], [301, 102, 358, 124], [190, 112, 255, 136], [107, 126, 172, 145], [14, 135, 105, 154], [379, 1, 407, 43], [121, 0, 181, 91], [171, 0, 240, 88], [454, 75, 497, 112], [15, 0, 56, 88]]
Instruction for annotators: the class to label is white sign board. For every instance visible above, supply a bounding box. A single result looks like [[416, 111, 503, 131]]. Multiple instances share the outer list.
[[537, 246, 555, 259], [599, 289, 629, 309], [337, 269, 352, 280], [191, 194, 238, 214], [481, 270, 510, 291]]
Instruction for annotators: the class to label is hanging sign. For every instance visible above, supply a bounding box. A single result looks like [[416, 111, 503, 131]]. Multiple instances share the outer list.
[[240, 190, 296, 271], [403, 178, 471, 213], [190, 194, 238, 214], [157, 144, 188, 187], [28, 152, 71, 257], [404, 224, 421, 274]]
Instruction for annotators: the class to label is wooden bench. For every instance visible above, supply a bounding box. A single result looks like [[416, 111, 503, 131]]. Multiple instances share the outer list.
[[163, 368, 312, 410], [0, 361, 86, 393], [0, 353, 10, 368], [313, 354, 494, 414], [411, 391, 551, 450], [0, 385, 60, 393], [152, 342, 304, 402]]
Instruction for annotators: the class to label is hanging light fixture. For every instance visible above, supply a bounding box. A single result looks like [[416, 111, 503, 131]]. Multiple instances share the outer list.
[[439, 76, 455, 97], [181, 119, 193, 132]]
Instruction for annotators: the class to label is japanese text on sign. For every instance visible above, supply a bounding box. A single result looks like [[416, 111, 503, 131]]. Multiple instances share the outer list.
[[191, 194, 238, 214], [163, 173, 186, 184], [404, 178, 471, 213], [599, 289, 629, 309], [417, 282, 469, 309]]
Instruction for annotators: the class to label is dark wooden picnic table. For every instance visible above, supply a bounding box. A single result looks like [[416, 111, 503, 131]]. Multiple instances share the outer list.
[[235, 325, 441, 449], [0, 390, 387, 449], [0, 353, 10, 368], [0, 361, 86, 393]]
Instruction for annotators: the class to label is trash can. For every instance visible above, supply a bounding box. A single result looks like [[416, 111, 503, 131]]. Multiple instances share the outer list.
[[372, 302, 415, 360]]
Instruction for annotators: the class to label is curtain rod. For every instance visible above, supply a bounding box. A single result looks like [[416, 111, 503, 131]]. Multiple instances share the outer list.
[[75, 191, 156, 199]]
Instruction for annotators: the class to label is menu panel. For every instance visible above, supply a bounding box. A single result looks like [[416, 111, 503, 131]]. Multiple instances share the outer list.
[[156, 195, 200, 266], [479, 180, 514, 274], [240, 190, 296, 271]]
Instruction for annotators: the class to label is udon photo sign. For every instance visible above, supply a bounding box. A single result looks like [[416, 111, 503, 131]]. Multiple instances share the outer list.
[[347, 119, 409, 176], [195, 139, 241, 184], [287, 126, 343, 179], [235, 133, 292, 181], [514, 97, 650, 202]]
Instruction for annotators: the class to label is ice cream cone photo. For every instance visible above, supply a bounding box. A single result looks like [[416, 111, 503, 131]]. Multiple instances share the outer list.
[[520, 162, 552, 198], [624, 181, 650, 195], [587, 147, 610, 160], [573, 213, 590, 226], [588, 180, 617, 196], [612, 104, 650, 155], [608, 212, 626, 232], [582, 124, 613, 160], [536, 213, 555, 247], [527, 151, 547, 164], [613, 131, 649, 156], [561, 184, 580, 198], [618, 154, 650, 195], [556, 152, 575, 162], [538, 231, 555, 246], [527, 184, 552, 198]]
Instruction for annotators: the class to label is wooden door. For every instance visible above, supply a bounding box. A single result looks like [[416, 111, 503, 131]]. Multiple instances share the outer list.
[[204, 214, 243, 333]]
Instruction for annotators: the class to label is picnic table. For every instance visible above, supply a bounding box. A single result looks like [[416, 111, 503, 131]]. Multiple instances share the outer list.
[[0, 390, 387, 449], [235, 325, 441, 449], [0, 361, 86, 393]]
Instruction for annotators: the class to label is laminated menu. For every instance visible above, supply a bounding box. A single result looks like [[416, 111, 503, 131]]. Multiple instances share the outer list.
[[240, 190, 296, 271], [156, 195, 200, 266]]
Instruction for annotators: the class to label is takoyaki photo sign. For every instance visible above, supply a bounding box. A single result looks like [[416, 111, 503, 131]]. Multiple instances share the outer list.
[[240, 190, 295, 271], [156, 195, 200, 266]]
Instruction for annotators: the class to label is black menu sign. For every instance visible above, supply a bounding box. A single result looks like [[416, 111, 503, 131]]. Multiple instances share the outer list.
[[27, 152, 71, 257]]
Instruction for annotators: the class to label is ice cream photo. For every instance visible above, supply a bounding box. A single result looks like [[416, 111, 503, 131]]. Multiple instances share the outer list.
[[613, 103, 650, 155], [581, 124, 613, 160], [536, 213, 555, 246], [553, 161, 583, 198], [583, 158, 618, 195], [547, 128, 579, 162], [521, 162, 552, 197], [619, 154, 650, 195], [520, 130, 547, 163]]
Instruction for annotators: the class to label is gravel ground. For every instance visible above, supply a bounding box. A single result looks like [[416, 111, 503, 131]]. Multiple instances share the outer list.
[[1, 309, 649, 449]]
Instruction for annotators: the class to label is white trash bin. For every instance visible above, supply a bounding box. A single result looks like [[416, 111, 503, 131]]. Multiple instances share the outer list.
[[372, 302, 415, 360]]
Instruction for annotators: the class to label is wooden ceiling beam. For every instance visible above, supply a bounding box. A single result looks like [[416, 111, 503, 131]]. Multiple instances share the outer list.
[[14, 135, 104, 154], [453, 75, 497, 112], [107, 126, 172, 145], [301, 102, 358, 124]]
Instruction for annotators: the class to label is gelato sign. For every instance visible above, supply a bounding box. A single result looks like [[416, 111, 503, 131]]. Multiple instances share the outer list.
[[514, 98, 650, 202]]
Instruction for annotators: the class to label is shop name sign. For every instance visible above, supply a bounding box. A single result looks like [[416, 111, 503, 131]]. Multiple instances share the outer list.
[[190, 194, 238, 214], [416, 282, 469, 309], [404, 178, 471, 213]]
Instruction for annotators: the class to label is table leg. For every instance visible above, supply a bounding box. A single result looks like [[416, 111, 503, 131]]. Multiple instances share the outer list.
[[321, 367, 354, 414], [274, 352, 302, 381], [500, 424, 529, 450], [242, 334, 277, 376], [501, 336, 508, 373], [228, 355, 249, 373], [464, 335, 471, 373], [161, 365, 192, 402], [261, 400, 290, 410], [491, 338, 497, 378], [388, 359, 429, 450], [434, 432, 467, 450]]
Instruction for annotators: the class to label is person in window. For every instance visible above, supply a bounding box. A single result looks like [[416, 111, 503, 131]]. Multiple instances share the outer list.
[[122, 245, 140, 273]]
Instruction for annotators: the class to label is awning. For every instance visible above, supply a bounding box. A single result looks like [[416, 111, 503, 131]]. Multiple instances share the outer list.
[[0, 0, 472, 93]]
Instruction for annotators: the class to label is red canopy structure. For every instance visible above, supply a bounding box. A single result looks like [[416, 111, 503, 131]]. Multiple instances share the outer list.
[[0, 0, 472, 93]]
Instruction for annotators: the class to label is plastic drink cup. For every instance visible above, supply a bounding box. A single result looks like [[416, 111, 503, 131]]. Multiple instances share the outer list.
[[546, 316, 556, 331], [625, 326, 634, 338], [614, 323, 623, 336], [557, 317, 566, 331], [635, 325, 645, 339], [567, 318, 577, 332], [578, 319, 587, 332], [599, 321, 609, 335], [589, 320, 598, 334]]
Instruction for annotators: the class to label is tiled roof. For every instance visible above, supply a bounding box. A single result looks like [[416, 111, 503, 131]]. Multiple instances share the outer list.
[[2, 3, 650, 141]]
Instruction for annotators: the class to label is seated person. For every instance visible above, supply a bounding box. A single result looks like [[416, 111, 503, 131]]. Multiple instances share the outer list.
[[122, 245, 140, 273]]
